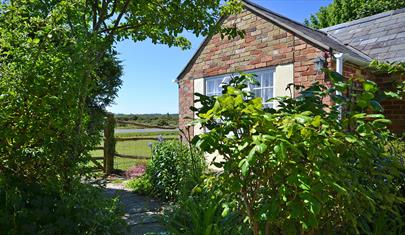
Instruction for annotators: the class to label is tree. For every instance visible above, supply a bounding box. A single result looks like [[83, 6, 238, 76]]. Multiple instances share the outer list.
[[0, 0, 243, 184], [0, 0, 243, 232], [305, 0, 405, 29]]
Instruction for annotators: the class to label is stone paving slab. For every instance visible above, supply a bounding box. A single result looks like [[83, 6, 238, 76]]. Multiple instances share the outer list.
[[104, 183, 167, 235]]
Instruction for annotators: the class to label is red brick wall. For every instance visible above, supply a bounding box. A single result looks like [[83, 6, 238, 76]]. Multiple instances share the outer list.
[[381, 99, 405, 133], [178, 79, 194, 137], [178, 9, 333, 134], [374, 75, 405, 134], [336, 63, 405, 134], [178, 9, 405, 135]]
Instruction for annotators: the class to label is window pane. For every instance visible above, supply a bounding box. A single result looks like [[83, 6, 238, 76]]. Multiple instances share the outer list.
[[207, 80, 214, 94], [259, 75, 264, 87], [214, 79, 221, 93], [206, 77, 224, 96], [251, 70, 274, 108], [262, 72, 273, 87], [262, 88, 273, 102]]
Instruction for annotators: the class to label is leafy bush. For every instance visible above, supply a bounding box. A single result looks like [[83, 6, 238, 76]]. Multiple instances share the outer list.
[[163, 176, 249, 235], [0, 3, 126, 233], [125, 175, 153, 195], [193, 72, 405, 234], [148, 140, 206, 201], [0, 0, 122, 187], [0, 177, 127, 235]]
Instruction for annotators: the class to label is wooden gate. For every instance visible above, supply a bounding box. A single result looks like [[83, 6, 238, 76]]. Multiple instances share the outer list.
[[94, 113, 178, 174]]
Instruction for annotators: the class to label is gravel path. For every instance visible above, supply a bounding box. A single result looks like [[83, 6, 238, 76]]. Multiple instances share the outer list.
[[104, 183, 167, 235]]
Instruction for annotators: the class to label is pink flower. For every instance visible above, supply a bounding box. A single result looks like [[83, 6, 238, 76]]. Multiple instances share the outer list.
[[124, 164, 147, 179]]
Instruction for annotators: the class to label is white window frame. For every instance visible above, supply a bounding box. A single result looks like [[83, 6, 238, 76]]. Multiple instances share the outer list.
[[204, 67, 275, 108], [205, 75, 226, 96], [249, 68, 274, 108]]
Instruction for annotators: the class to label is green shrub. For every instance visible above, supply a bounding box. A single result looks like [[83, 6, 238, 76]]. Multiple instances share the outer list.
[[193, 72, 405, 234], [0, 177, 127, 235], [148, 140, 205, 201], [0, 3, 125, 234], [125, 175, 153, 195], [163, 176, 249, 235], [388, 139, 405, 156]]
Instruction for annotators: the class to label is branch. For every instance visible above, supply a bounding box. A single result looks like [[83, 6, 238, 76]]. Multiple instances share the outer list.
[[108, 0, 130, 37], [91, 0, 97, 30], [94, 0, 108, 31], [98, 23, 140, 34], [102, 21, 108, 31]]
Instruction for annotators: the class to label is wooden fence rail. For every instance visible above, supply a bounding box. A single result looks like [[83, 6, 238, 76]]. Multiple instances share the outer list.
[[115, 137, 178, 142], [114, 153, 151, 160], [95, 113, 179, 174]]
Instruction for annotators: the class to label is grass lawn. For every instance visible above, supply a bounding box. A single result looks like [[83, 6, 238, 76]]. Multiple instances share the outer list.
[[90, 130, 179, 171]]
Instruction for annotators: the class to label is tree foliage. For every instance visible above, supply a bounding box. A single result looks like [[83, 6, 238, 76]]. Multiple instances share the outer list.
[[0, 1, 101, 185], [305, 0, 405, 29], [0, 0, 243, 186], [0, 0, 243, 232], [193, 72, 405, 234], [0, 2, 126, 232]]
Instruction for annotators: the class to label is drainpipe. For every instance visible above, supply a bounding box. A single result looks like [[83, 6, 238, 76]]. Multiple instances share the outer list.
[[334, 53, 344, 118]]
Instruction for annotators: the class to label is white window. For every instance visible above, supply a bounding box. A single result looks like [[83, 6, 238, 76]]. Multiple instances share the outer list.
[[250, 69, 274, 108], [205, 68, 274, 108], [205, 76, 224, 96]]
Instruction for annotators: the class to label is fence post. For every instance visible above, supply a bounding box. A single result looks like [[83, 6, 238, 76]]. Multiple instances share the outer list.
[[104, 113, 115, 175]]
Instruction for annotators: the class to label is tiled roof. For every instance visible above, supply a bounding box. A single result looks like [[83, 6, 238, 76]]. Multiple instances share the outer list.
[[322, 8, 405, 62]]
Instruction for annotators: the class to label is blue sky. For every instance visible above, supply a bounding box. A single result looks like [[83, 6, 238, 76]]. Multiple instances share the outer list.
[[109, 0, 332, 114]]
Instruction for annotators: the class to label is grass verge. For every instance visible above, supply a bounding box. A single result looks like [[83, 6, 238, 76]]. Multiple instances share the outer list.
[[90, 130, 179, 171]]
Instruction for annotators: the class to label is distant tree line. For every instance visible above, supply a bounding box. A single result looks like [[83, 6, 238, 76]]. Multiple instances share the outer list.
[[115, 113, 179, 128]]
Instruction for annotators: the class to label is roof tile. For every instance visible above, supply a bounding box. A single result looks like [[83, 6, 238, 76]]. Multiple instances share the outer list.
[[323, 7, 405, 62]]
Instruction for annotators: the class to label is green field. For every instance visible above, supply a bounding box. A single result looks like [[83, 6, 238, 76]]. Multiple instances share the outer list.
[[91, 130, 179, 171]]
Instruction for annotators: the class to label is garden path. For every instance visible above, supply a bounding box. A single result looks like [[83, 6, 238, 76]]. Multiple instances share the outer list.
[[104, 182, 166, 235]]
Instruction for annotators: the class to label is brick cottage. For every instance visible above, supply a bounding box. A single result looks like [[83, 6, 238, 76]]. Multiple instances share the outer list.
[[176, 0, 405, 139]]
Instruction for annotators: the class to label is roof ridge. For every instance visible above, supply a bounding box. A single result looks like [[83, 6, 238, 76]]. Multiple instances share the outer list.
[[322, 7, 405, 31]]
